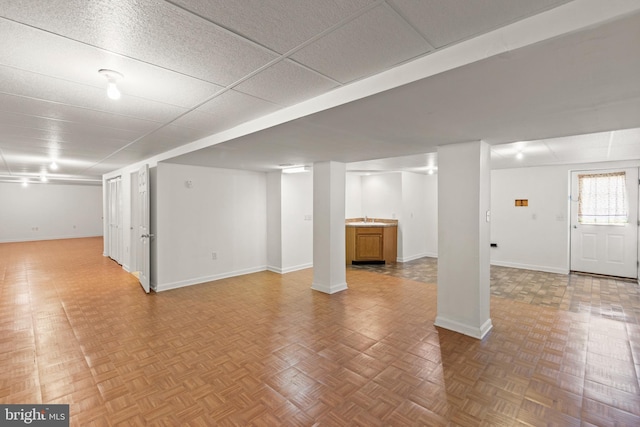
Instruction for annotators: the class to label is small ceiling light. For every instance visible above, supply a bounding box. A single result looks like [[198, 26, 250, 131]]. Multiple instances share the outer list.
[[516, 151, 524, 160], [50, 161, 58, 170], [40, 174, 48, 183], [282, 166, 310, 174], [99, 69, 124, 100], [428, 169, 434, 175], [22, 179, 29, 187]]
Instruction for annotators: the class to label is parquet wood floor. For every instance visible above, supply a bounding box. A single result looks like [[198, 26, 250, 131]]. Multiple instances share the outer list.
[[2, 237, 640, 426]]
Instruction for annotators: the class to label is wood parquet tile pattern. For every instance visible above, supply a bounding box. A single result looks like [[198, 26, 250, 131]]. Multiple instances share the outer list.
[[352, 258, 640, 321], [2, 238, 640, 426]]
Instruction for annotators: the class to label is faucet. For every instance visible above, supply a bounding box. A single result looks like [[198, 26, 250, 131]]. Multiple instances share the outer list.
[[364, 215, 368, 222]]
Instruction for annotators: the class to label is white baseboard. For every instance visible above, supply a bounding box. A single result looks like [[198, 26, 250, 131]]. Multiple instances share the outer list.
[[155, 265, 267, 292], [0, 234, 102, 244], [490, 260, 568, 275], [311, 281, 348, 294], [398, 252, 437, 262], [434, 316, 493, 339], [267, 262, 313, 274]]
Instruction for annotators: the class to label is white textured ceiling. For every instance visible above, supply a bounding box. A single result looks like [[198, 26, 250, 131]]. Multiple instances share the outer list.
[[1, 0, 639, 186]]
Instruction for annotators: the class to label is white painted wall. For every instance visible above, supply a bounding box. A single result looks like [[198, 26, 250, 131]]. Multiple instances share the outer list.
[[400, 172, 429, 262], [490, 160, 640, 274], [361, 173, 402, 220], [424, 174, 438, 257], [358, 172, 436, 262], [266, 171, 282, 271], [265, 171, 313, 273], [345, 174, 362, 218], [491, 166, 569, 273], [155, 162, 267, 291], [0, 182, 103, 243], [281, 172, 313, 272]]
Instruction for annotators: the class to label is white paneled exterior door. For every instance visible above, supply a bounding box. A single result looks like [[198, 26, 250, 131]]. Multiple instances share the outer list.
[[137, 164, 151, 293], [570, 168, 638, 278]]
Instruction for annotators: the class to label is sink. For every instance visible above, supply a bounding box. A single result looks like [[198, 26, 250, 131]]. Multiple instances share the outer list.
[[347, 221, 388, 226]]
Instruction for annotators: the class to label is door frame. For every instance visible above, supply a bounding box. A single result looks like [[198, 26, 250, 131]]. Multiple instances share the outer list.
[[569, 167, 639, 278]]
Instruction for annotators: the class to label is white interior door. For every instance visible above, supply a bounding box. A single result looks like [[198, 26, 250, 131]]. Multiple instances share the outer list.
[[137, 164, 151, 293], [129, 171, 139, 273], [570, 168, 638, 278], [108, 177, 122, 264]]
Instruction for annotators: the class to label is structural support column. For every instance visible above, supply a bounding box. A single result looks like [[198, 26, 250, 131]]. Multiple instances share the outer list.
[[435, 141, 492, 339], [312, 161, 348, 294]]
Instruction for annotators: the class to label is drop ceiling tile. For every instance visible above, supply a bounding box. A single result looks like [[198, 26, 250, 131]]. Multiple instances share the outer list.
[[0, 66, 189, 123], [0, 124, 133, 149], [0, 94, 161, 134], [0, 0, 278, 86], [0, 20, 222, 109], [0, 111, 145, 142], [388, 0, 572, 48], [170, 0, 374, 54], [175, 90, 281, 133], [612, 128, 640, 146], [0, 147, 115, 177], [542, 132, 611, 153], [291, 4, 431, 83], [235, 59, 340, 106]]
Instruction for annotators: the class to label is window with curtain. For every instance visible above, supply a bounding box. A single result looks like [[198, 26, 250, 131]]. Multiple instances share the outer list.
[[578, 172, 628, 224]]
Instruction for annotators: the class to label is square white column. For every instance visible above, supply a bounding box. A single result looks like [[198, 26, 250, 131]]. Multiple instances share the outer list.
[[435, 141, 492, 339], [311, 161, 348, 294]]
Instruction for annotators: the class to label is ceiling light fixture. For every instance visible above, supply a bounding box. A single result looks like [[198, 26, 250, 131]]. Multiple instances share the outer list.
[[99, 69, 124, 100], [282, 165, 310, 174], [40, 174, 48, 183], [22, 179, 29, 187], [50, 161, 58, 170], [516, 151, 524, 160]]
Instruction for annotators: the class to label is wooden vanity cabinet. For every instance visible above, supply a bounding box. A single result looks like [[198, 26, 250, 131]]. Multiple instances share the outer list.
[[346, 224, 397, 264]]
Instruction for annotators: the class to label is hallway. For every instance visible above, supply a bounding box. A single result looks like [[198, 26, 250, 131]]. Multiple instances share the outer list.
[[1, 238, 639, 425]]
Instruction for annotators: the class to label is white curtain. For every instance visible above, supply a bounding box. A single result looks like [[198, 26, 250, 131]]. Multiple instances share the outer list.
[[578, 172, 628, 224]]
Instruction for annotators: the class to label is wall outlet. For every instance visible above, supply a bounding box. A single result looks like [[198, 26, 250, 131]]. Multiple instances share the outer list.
[[212, 252, 217, 260]]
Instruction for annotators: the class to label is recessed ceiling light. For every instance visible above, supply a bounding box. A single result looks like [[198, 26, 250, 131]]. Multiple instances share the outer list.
[[99, 69, 124, 100], [40, 174, 48, 183], [516, 151, 524, 160], [50, 161, 58, 170], [22, 179, 29, 187]]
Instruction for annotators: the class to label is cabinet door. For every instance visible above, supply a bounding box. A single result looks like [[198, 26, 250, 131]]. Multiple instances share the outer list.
[[356, 234, 383, 260]]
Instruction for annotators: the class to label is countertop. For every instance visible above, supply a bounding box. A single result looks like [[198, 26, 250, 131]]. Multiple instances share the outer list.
[[346, 221, 397, 228]]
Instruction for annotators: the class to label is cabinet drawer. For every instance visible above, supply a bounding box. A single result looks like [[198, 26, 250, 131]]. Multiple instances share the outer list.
[[355, 227, 383, 234]]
